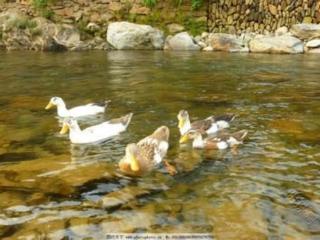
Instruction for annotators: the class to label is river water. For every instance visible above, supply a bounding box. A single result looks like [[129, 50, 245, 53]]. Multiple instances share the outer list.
[[0, 51, 319, 239]]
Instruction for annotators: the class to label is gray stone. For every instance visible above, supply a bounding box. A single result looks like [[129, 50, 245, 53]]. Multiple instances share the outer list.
[[106, 21, 164, 50], [54, 24, 81, 50], [167, 23, 185, 34], [275, 26, 288, 36], [209, 33, 248, 52], [249, 35, 304, 54], [306, 39, 320, 48], [290, 24, 320, 40], [165, 32, 200, 51]]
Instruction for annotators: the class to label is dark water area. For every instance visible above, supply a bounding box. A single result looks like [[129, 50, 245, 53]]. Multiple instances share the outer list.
[[0, 51, 319, 239]]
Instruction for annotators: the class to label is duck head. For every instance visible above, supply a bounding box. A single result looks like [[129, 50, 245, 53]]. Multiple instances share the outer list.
[[119, 143, 140, 172], [177, 110, 189, 129], [59, 118, 79, 134], [151, 125, 170, 142], [45, 97, 65, 109], [179, 129, 202, 144]]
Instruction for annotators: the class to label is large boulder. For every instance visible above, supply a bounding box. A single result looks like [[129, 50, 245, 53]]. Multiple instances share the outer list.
[[208, 33, 249, 52], [165, 32, 200, 51], [249, 35, 304, 54], [290, 24, 320, 40], [106, 21, 164, 50]]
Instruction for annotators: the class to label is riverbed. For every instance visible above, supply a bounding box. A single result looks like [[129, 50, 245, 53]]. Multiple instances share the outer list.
[[0, 51, 319, 239]]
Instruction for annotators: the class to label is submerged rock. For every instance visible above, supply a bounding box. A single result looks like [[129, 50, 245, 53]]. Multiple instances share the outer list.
[[290, 24, 320, 40], [106, 21, 164, 50], [165, 32, 200, 51], [249, 35, 304, 54]]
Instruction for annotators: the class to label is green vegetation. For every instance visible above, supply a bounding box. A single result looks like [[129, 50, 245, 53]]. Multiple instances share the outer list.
[[143, 0, 203, 9], [15, 19, 37, 30], [184, 17, 206, 36], [4, 17, 38, 31], [143, 0, 157, 8], [32, 0, 55, 20]]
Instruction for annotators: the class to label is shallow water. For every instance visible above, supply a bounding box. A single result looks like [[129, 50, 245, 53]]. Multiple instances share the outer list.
[[0, 51, 319, 239]]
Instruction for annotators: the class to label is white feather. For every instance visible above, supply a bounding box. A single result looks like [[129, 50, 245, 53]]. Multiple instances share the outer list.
[[217, 141, 228, 149], [68, 120, 127, 144], [216, 120, 230, 129], [206, 124, 219, 134]]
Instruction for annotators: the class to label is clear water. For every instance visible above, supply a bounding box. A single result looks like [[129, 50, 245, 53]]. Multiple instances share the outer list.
[[0, 51, 319, 239]]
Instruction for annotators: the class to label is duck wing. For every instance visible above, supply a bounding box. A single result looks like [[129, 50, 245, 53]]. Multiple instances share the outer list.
[[213, 114, 235, 123], [190, 118, 215, 133]]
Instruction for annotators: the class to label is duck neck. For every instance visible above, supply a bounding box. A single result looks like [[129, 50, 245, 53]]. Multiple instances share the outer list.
[[181, 117, 191, 135], [69, 122, 82, 135], [193, 134, 204, 148], [56, 101, 69, 117]]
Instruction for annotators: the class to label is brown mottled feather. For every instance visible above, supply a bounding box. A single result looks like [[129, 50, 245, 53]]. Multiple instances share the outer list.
[[190, 118, 214, 133]]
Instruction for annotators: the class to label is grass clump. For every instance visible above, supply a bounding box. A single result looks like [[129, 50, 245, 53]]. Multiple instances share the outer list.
[[32, 0, 55, 20]]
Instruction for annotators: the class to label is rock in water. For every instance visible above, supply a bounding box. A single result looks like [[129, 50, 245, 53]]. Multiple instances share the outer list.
[[306, 39, 320, 48], [290, 24, 320, 40], [249, 35, 304, 54], [208, 33, 249, 52], [165, 32, 200, 51], [106, 21, 164, 50]]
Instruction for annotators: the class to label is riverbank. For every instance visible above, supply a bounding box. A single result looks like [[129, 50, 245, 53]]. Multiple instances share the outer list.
[[1, 9, 320, 54]]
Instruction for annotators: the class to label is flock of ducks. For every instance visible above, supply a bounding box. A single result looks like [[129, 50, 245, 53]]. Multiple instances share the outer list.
[[45, 97, 248, 176]]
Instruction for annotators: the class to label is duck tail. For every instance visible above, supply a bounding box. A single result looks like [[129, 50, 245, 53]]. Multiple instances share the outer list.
[[215, 114, 236, 122], [104, 100, 111, 108], [235, 130, 248, 140], [122, 113, 133, 128], [93, 100, 111, 108]]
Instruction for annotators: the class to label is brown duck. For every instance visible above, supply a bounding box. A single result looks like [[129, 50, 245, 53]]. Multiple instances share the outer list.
[[119, 126, 176, 176], [177, 110, 235, 137], [180, 129, 248, 149]]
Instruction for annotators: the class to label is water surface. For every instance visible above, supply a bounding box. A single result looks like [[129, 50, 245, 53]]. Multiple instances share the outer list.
[[0, 51, 319, 239]]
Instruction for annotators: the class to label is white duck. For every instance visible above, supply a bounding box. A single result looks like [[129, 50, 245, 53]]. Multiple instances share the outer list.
[[60, 113, 133, 144], [45, 97, 110, 118]]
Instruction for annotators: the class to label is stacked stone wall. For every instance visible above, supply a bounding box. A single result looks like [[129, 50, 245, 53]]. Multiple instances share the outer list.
[[208, 0, 320, 34]]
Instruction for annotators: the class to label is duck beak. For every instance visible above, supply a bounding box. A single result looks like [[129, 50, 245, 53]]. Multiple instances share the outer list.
[[178, 118, 185, 128], [45, 101, 54, 110], [179, 134, 189, 144], [130, 155, 140, 172], [59, 123, 69, 134]]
